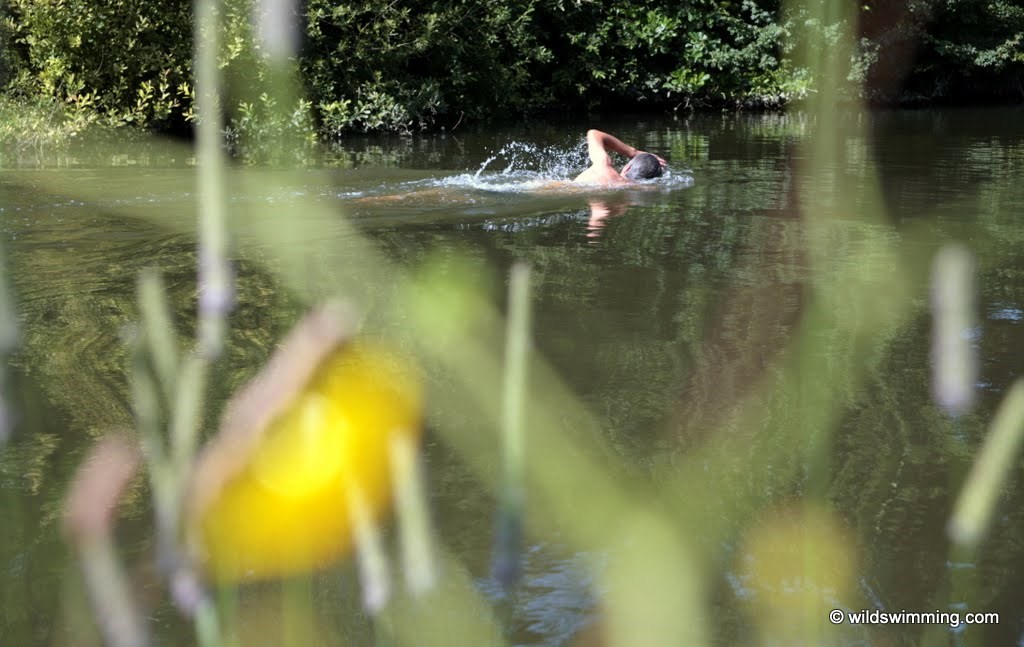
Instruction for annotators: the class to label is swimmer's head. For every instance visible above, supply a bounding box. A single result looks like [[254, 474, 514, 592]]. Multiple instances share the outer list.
[[623, 153, 663, 180]]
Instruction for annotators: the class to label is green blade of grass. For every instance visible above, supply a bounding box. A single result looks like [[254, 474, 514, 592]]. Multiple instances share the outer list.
[[493, 262, 531, 586], [948, 379, 1024, 546]]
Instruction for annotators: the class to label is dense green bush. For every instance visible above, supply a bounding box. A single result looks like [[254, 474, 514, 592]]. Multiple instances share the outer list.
[[543, 0, 811, 108], [1, 0, 317, 156], [0, 1, 20, 89], [4, 0, 193, 128], [302, 0, 814, 133], [854, 0, 1024, 101], [1, 0, 1021, 142], [303, 0, 556, 133], [916, 0, 1024, 99]]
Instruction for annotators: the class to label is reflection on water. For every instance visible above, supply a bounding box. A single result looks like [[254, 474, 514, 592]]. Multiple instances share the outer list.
[[1, 110, 1024, 645]]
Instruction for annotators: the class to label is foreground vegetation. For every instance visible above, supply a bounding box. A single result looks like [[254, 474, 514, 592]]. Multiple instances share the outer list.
[[1, 0, 1023, 146], [2, 0, 1024, 642]]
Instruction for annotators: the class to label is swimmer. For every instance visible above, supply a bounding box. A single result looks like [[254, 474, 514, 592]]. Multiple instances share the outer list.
[[573, 129, 668, 186], [351, 129, 669, 207]]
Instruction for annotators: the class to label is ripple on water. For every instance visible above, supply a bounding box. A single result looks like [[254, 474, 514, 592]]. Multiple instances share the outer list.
[[989, 306, 1023, 322]]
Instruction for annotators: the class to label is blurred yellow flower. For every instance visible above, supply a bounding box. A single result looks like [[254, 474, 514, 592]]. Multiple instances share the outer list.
[[187, 306, 422, 582]]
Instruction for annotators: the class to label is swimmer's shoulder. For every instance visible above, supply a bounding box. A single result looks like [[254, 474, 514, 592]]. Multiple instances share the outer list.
[[573, 165, 629, 186]]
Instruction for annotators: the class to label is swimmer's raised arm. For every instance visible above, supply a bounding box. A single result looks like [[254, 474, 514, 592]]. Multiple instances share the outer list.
[[576, 129, 667, 184], [586, 130, 667, 167], [586, 130, 637, 166]]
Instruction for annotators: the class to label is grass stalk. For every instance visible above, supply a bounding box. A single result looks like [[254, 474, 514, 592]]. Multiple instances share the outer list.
[[347, 480, 392, 613], [0, 225, 17, 446], [948, 378, 1024, 546], [194, 593, 222, 647], [64, 436, 149, 647], [77, 538, 151, 647], [128, 326, 183, 572], [492, 262, 531, 587], [169, 355, 207, 479], [930, 244, 977, 417], [194, 0, 232, 359], [137, 270, 180, 404], [389, 432, 438, 595]]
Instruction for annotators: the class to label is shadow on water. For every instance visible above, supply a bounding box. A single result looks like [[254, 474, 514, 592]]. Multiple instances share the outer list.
[[1, 110, 1024, 645]]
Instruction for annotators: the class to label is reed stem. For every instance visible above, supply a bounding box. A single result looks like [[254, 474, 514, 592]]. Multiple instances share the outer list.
[[194, 0, 232, 359], [390, 432, 438, 594], [493, 262, 531, 586], [948, 379, 1024, 546], [347, 481, 392, 613]]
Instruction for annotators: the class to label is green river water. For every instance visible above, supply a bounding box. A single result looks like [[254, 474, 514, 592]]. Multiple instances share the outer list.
[[1, 109, 1024, 646]]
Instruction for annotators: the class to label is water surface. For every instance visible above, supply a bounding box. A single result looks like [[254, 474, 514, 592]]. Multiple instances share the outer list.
[[2, 110, 1024, 645]]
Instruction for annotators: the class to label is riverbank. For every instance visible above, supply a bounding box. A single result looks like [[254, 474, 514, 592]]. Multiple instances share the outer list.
[[0, 96, 130, 166], [3, 0, 1022, 148]]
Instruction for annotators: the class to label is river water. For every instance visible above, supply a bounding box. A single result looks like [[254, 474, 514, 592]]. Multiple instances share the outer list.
[[1, 109, 1023, 646]]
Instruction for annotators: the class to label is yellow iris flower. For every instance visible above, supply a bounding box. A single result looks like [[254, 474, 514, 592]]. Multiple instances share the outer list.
[[189, 334, 422, 583]]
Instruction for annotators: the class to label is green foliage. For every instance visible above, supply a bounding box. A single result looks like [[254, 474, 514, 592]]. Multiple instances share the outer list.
[[302, 0, 553, 133], [5, 0, 193, 128], [549, 0, 812, 108], [856, 0, 1024, 100], [1, 0, 320, 155], [0, 0, 23, 89], [924, 0, 1024, 95], [302, 0, 812, 131], [225, 93, 319, 164], [0, 96, 112, 162], [1, 0, 1021, 141]]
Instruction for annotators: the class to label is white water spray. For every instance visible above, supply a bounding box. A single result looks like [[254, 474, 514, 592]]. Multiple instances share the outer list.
[[348, 139, 693, 198]]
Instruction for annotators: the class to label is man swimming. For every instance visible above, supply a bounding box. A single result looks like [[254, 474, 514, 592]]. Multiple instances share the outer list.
[[352, 129, 668, 207], [573, 129, 668, 185]]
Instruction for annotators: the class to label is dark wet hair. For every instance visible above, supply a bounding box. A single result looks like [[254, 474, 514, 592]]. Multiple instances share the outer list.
[[623, 152, 663, 180]]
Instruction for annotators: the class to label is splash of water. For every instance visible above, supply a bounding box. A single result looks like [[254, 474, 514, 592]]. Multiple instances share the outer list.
[[489, 141, 587, 178], [445, 140, 590, 192], [456, 140, 693, 192], [474, 153, 501, 179], [357, 139, 694, 197]]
